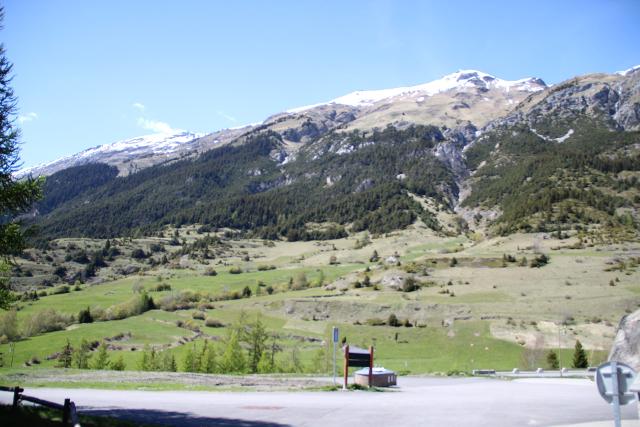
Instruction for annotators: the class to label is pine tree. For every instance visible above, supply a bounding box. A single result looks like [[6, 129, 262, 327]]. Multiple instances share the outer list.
[[288, 347, 303, 373], [220, 330, 246, 373], [572, 340, 589, 368], [0, 7, 43, 309], [57, 339, 73, 368], [257, 350, 273, 373], [73, 338, 91, 369], [92, 342, 110, 370], [183, 344, 200, 372], [139, 344, 157, 371], [246, 317, 268, 373], [110, 355, 126, 371], [201, 343, 217, 374], [161, 352, 177, 372]]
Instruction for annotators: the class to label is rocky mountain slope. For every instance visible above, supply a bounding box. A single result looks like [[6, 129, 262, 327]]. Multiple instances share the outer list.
[[25, 66, 640, 241], [20, 70, 545, 178]]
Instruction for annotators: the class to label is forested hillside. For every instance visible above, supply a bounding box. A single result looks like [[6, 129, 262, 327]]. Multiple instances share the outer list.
[[33, 126, 454, 241], [29, 68, 640, 242]]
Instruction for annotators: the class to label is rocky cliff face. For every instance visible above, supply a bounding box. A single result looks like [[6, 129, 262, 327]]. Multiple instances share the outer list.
[[609, 309, 640, 372]]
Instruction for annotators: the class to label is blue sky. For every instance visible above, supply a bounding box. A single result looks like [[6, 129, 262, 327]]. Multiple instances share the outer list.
[[5, 0, 640, 168]]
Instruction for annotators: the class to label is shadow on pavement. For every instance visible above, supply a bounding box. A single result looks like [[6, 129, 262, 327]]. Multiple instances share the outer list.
[[83, 408, 292, 427]]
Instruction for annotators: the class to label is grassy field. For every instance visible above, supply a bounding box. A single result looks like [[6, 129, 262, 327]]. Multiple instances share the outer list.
[[1, 224, 634, 384]]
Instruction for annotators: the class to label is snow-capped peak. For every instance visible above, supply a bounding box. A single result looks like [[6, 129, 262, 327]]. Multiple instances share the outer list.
[[616, 65, 640, 76], [287, 70, 546, 113]]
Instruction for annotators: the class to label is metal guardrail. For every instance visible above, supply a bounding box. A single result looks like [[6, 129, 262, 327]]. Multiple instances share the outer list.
[[471, 369, 593, 378], [0, 385, 81, 427]]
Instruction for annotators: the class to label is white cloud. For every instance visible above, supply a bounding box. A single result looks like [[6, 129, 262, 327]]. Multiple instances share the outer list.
[[18, 112, 38, 124], [217, 111, 237, 123], [136, 117, 182, 134], [132, 102, 145, 112]]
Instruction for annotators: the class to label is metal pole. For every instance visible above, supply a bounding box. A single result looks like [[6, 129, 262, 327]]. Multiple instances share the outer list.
[[332, 338, 336, 386], [557, 324, 562, 377], [611, 361, 622, 427]]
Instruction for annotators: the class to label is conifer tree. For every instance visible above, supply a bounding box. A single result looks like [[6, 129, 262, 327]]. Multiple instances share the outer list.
[[0, 7, 43, 309], [572, 340, 589, 368], [220, 330, 246, 373], [110, 355, 126, 371], [201, 342, 217, 374], [73, 338, 91, 369], [246, 316, 268, 373], [161, 352, 177, 372], [92, 342, 110, 370], [57, 339, 73, 368], [183, 344, 200, 372]]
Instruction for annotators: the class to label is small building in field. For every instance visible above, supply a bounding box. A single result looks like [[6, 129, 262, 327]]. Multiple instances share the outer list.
[[354, 367, 397, 387]]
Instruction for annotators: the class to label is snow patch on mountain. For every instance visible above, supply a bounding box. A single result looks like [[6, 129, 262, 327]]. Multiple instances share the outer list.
[[18, 131, 203, 177], [288, 70, 546, 112], [616, 65, 640, 76], [530, 128, 574, 143]]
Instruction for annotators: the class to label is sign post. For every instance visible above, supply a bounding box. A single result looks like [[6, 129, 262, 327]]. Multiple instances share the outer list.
[[332, 327, 338, 386], [343, 345, 349, 390], [596, 361, 637, 427], [343, 344, 374, 389]]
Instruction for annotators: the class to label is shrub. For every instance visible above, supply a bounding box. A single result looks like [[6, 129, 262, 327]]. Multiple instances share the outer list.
[[78, 307, 93, 323], [131, 248, 148, 259], [366, 318, 386, 326], [205, 317, 225, 328], [110, 355, 126, 371], [229, 266, 242, 274], [266, 286, 274, 295], [387, 313, 401, 327], [157, 291, 204, 311], [292, 272, 308, 290], [0, 310, 19, 341], [52, 285, 70, 295], [546, 350, 559, 369], [192, 311, 206, 320], [24, 309, 72, 337], [204, 268, 217, 276], [104, 293, 155, 320], [402, 277, 420, 292], [241, 286, 252, 298], [257, 265, 276, 271], [153, 283, 171, 292], [530, 254, 549, 268]]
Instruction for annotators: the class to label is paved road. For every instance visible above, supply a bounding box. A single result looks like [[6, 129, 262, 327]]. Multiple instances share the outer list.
[[2, 377, 638, 427]]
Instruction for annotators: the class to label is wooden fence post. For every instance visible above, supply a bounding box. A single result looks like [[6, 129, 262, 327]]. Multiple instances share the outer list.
[[12, 386, 22, 410], [62, 398, 70, 425], [343, 345, 349, 390]]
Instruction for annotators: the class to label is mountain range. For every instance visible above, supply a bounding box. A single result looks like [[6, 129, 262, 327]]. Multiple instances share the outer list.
[[24, 67, 640, 241]]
